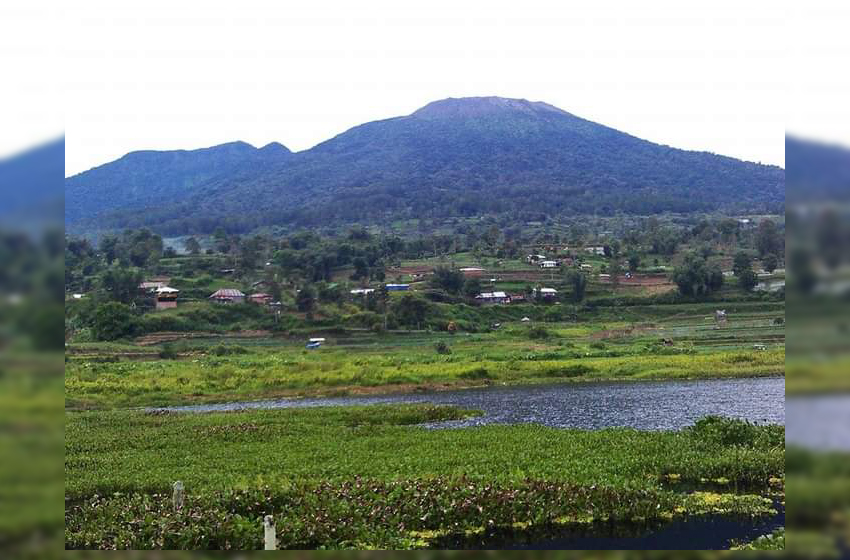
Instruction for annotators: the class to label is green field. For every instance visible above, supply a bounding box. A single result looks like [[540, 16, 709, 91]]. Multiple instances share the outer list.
[[65, 407, 783, 549], [65, 303, 784, 409]]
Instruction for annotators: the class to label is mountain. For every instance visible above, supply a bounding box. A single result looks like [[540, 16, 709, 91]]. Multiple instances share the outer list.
[[65, 141, 292, 228], [66, 97, 784, 234]]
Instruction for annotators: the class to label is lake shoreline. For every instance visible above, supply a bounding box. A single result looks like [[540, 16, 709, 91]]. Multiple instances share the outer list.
[[111, 372, 788, 414]]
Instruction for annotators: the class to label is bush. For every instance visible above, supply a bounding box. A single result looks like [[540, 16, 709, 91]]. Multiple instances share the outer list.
[[159, 343, 180, 360], [688, 416, 783, 448], [459, 366, 491, 380], [528, 326, 550, 340], [543, 364, 595, 378], [91, 302, 137, 341], [209, 344, 250, 356], [434, 341, 452, 355]]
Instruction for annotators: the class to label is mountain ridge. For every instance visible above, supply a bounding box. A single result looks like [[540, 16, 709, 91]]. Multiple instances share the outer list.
[[65, 97, 784, 234]]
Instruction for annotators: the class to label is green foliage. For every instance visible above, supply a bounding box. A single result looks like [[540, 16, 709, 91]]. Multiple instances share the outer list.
[[209, 344, 250, 356], [433, 341, 452, 355], [91, 302, 137, 341], [755, 219, 783, 258], [64, 406, 784, 549], [430, 266, 465, 295], [738, 268, 759, 292], [671, 254, 724, 297], [565, 270, 587, 303], [296, 286, 316, 312], [732, 251, 753, 277], [100, 266, 142, 304], [688, 416, 784, 448], [527, 326, 550, 340], [761, 253, 779, 273], [158, 343, 180, 360]]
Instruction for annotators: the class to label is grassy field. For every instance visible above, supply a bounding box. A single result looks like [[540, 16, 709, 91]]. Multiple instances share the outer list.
[[65, 407, 783, 549], [65, 303, 784, 409], [64, 289, 786, 549]]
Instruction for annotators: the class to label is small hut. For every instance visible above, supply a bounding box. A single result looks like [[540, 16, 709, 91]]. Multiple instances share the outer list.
[[155, 287, 179, 310], [248, 293, 272, 305], [209, 288, 246, 304]]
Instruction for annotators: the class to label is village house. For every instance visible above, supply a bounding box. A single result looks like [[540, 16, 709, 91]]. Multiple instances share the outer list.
[[526, 254, 547, 264], [385, 283, 410, 291], [459, 267, 485, 276], [475, 291, 510, 304], [539, 260, 560, 269], [533, 287, 558, 300], [248, 293, 272, 305], [350, 288, 376, 296], [580, 263, 593, 271], [585, 246, 606, 256], [139, 280, 167, 292], [209, 288, 246, 304], [154, 286, 179, 310]]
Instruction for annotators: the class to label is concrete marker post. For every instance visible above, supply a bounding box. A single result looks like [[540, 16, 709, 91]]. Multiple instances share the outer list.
[[263, 515, 277, 550]]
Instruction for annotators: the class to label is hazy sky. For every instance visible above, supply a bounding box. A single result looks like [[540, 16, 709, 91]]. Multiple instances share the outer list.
[[7, 1, 849, 176]]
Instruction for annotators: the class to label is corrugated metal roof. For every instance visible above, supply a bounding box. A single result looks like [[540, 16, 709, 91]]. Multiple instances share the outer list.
[[209, 288, 245, 298], [477, 291, 508, 299]]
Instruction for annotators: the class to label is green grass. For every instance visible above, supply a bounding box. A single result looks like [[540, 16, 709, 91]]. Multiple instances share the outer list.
[[65, 302, 784, 409], [65, 407, 783, 549], [65, 331, 784, 409]]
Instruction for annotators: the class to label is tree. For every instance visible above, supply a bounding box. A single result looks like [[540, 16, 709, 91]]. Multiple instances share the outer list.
[[671, 254, 724, 297], [296, 285, 316, 313], [755, 219, 782, 258], [100, 266, 142, 304], [463, 277, 482, 298], [738, 268, 759, 292], [430, 266, 465, 295], [393, 294, 428, 329], [732, 252, 753, 277], [100, 235, 119, 264], [609, 259, 623, 291], [185, 237, 201, 255], [565, 270, 587, 303], [627, 253, 641, 273], [91, 302, 136, 341], [762, 253, 779, 274], [351, 257, 369, 280]]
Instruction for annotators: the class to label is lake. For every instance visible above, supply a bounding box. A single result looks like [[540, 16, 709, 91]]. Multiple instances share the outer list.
[[161, 376, 785, 430]]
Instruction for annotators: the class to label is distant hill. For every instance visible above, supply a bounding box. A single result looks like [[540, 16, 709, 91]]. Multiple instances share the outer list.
[[65, 141, 292, 228], [66, 97, 784, 234]]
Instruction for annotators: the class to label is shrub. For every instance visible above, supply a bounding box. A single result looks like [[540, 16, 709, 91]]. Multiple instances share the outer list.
[[688, 416, 783, 448], [459, 366, 491, 380], [434, 341, 452, 355], [528, 326, 550, 340], [543, 364, 596, 378], [158, 343, 179, 360], [91, 302, 137, 341], [209, 344, 250, 356]]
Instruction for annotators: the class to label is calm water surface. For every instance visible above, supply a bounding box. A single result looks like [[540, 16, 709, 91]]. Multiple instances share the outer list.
[[162, 376, 785, 430]]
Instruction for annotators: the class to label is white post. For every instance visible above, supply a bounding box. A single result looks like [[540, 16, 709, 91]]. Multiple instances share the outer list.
[[263, 515, 277, 550], [172, 481, 184, 512]]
